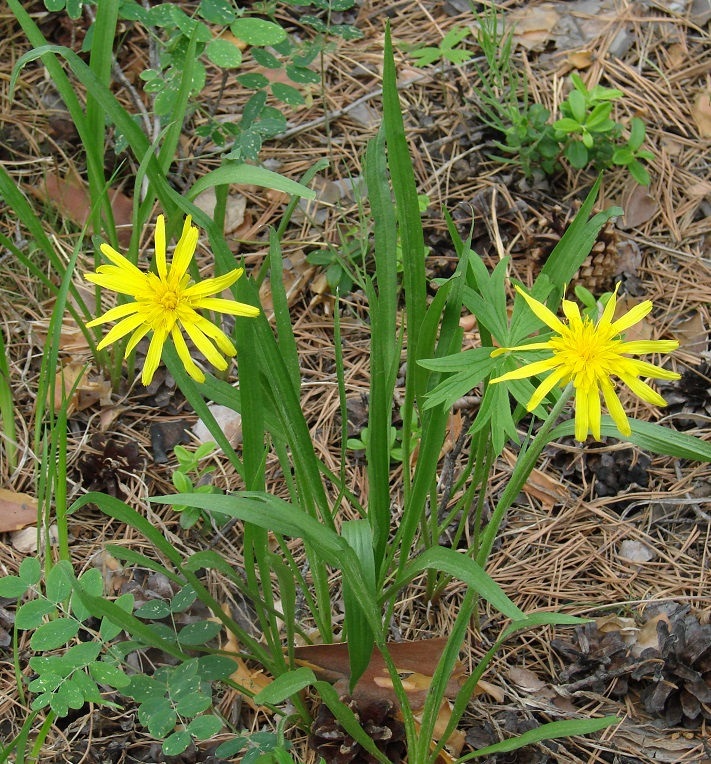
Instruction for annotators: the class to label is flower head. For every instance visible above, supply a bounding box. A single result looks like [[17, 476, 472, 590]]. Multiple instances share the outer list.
[[85, 215, 259, 385], [490, 286, 680, 441]]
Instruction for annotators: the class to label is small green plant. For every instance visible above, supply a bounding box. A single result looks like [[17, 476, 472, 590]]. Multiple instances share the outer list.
[[455, 10, 653, 184], [574, 284, 613, 322], [171, 443, 227, 529], [408, 26, 472, 67]]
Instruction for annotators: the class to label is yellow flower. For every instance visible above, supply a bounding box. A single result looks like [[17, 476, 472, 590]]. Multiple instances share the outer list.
[[85, 215, 259, 386], [490, 286, 680, 441]]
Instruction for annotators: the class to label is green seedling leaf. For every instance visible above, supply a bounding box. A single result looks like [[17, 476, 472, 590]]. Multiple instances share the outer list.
[[553, 117, 581, 133], [64, 641, 103, 667], [628, 160, 650, 186], [251, 47, 281, 69], [237, 72, 270, 90], [177, 620, 223, 645], [90, 662, 131, 689], [187, 715, 223, 740], [163, 731, 193, 756], [565, 140, 588, 168], [215, 737, 248, 757], [271, 82, 305, 105], [57, 680, 85, 710], [171, 585, 198, 613], [612, 148, 634, 165], [30, 618, 80, 651], [568, 90, 586, 123], [70, 669, 103, 703], [29, 673, 63, 694], [135, 600, 172, 620], [45, 560, 74, 603], [19, 557, 41, 586], [628, 117, 646, 151], [198, 0, 236, 24], [0, 576, 29, 598], [206, 38, 242, 68], [197, 655, 238, 680], [16, 600, 56, 630], [125, 675, 167, 702], [175, 693, 213, 716], [72, 568, 104, 622], [231, 18, 287, 46], [286, 64, 320, 84], [139, 697, 177, 738]]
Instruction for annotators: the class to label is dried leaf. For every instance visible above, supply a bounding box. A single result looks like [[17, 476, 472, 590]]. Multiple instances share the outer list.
[[502, 448, 568, 509], [567, 51, 593, 69], [691, 89, 711, 138], [618, 539, 656, 563], [631, 613, 669, 656], [507, 4, 560, 50], [32, 173, 133, 247], [192, 404, 243, 449], [192, 188, 247, 235], [620, 185, 658, 229], [11, 524, 59, 554], [508, 666, 546, 692], [0, 489, 38, 532], [673, 311, 707, 355], [32, 318, 90, 352]]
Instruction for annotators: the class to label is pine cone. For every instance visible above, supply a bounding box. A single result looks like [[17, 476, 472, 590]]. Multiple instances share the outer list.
[[77, 434, 144, 499], [308, 697, 406, 764], [633, 615, 711, 727], [571, 220, 620, 294], [584, 448, 650, 499], [676, 363, 711, 409], [552, 621, 632, 696]]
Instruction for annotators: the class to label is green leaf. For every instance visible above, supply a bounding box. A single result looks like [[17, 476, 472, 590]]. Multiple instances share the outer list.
[[162, 731, 193, 756], [198, 0, 235, 24], [286, 64, 320, 84], [44, 0, 66, 9], [0, 576, 29, 598], [45, 562, 74, 604], [171, 585, 198, 613], [251, 47, 281, 69], [100, 592, 134, 640], [125, 675, 167, 703], [330, 23, 363, 40], [197, 655, 238, 680], [135, 600, 172, 619], [551, 416, 711, 460], [612, 148, 634, 166], [271, 82, 305, 105], [187, 715, 223, 739], [90, 662, 131, 689], [175, 693, 213, 716], [57, 680, 86, 710], [470, 717, 619, 758], [231, 18, 287, 46], [64, 641, 103, 668], [187, 164, 314, 201], [19, 557, 41, 586], [29, 673, 63, 693], [237, 72, 270, 90], [387, 547, 525, 621], [215, 738, 248, 757], [30, 619, 80, 651], [206, 38, 242, 69], [72, 567, 104, 622], [628, 160, 650, 186], [139, 697, 176, 738], [564, 140, 588, 168], [553, 118, 581, 133], [177, 620, 223, 645], [254, 667, 317, 705], [70, 670, 103, 703], [16, 600, 56, 630]]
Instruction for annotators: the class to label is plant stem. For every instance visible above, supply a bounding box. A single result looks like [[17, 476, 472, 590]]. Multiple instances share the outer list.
[[476, 383, 574, 566]]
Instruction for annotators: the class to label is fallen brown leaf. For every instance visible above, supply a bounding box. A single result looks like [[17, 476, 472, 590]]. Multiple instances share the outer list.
[[691, 89, 711, 138], [31, 173, 133, 247], [0, 489, 38, 533], [672, 311, 707, 355], [502, 448, 568, 509], [508, 4, 560, 51], [619, 185, 658, 229]]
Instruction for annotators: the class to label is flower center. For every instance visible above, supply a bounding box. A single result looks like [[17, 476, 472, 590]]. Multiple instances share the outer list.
[[160, 291, 179, 310]]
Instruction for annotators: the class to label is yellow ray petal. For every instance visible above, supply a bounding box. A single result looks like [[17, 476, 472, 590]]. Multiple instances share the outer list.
[[86, 301, 139, 326], [587, 385, 602, 441], [618, 373, 668, 407], [194, 316, 237, 356], [125, 324, 151, 357], [611, 300, 652, 334], [99, 243, 144, 279], [194, 297, 261, 317], [142, 326, 168, 386], [181, 320, 229, 370], [85, 271, 147, 296], [182, 269, 243, 299], [601, 378, 630, 437], [617, 340, 679, 355], [96, 312, 147, 349], [168, 216, 198, 284], [490, 357, 559, 384], [172, 327, 205, 383], [155, 215, 167, 280], [561, 299, 581, 323], [574, 388, 590, 441], [625, 359, 681, 380], [491, 342, 554, 358], [515, 286, 565, 333], [598, 283, 620, 328], [527, 366, 567, 410]]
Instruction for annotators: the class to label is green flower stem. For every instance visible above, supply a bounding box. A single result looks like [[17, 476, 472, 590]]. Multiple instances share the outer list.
[[476, 383, 574, 566]]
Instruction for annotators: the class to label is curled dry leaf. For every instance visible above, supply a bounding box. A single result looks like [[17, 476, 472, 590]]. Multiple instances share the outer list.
[[618, 539, 656, 563], [10, 524, 59, 554], [672, 311, 708, 355], [619, 185, 658, 229], [502, 448, 569, 509], [50, 363, 112, 416], [192, 404, 243, 450], [0, 489, 38, 533]]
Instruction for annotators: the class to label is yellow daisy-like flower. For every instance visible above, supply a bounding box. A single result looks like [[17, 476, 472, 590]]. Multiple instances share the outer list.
[[85, 215, 259, 386], [490, 285, 680, 441]]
